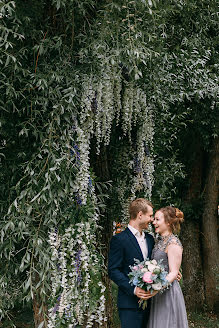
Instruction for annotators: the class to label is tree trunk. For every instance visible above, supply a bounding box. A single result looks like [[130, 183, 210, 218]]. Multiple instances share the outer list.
[[33, 297, 47, 328], [32, 271, 47, 328], [181, 221, 205, 310], [102, 219, 116, 328], [201, 137, 219, 313], [181, 143, 205, 310], [91, 145, 116, 327]]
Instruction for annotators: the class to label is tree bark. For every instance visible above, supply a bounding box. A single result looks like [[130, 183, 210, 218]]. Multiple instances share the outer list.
[[181, 143, 205, 310], [181, 221, 205, 310], [201, 137, 219, 313], [102, 219, 116, 328], [33, 297, 47, 328], [32, 270, 47, 328], [91, 145, 116, 327]]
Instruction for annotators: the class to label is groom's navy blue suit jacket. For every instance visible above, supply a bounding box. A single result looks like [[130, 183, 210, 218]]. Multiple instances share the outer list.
[[108, 227, 155, 309]]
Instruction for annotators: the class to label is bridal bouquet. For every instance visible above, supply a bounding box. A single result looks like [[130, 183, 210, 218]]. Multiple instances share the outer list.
[[128, 258, 169, 309]]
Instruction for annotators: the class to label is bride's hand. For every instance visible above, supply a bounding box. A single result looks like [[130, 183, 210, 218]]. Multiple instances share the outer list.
[[176, 271, 182, 282]]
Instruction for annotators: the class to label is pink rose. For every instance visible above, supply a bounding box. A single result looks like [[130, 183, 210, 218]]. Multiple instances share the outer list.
[[133, 266, 138, 270], [142, 272, 153, 283], [139, 265, 143, 269]]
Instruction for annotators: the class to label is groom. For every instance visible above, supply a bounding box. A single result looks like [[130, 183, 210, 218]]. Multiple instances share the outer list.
[[108, 198, 155, 328]]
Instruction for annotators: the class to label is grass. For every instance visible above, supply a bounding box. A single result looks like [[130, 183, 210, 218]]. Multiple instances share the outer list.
[[111, 310, 219, 328], [0, 309, 218, 328], [188, 311, 219, 328]]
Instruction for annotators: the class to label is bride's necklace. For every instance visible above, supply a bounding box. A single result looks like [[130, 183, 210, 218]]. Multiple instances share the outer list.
[[156, 233, 173, 250], [161, 233, 173, 241]]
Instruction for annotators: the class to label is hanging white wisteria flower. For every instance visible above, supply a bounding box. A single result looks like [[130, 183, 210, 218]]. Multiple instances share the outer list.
[[95, 68, 114, 146], [113, 68, 122, 125], [80, 76, 95, 134], [132, 106, 155, 198], [119, 85, 155, 199], [80, 64, 123, 153], [48, 61, 155, 328], [48, 221, 106, 328], [132, 87, 142, 126], [73, 126, 91, 205], [122, 83, 134, 137]]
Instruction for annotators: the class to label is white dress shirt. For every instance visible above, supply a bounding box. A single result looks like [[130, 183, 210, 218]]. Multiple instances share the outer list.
[[128, 224, 148, 259]]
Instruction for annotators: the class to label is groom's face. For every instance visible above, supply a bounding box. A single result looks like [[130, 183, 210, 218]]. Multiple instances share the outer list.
[[139, 206, 154, 229]]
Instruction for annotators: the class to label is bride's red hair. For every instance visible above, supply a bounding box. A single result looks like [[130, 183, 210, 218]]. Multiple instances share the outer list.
[[158, 206, 184, 234]]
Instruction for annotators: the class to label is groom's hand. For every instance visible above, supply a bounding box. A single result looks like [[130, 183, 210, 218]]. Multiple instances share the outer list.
[[135, 287, 149, 299], [135, 287, 158, 300], [142, 290, 158, 300]]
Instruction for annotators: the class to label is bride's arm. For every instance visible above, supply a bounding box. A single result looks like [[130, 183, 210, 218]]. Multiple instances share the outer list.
[[166, 244, 183, 284]]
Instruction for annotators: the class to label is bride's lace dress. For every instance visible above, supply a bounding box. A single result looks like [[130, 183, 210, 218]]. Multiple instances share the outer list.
[[147, 235, 189, 328]]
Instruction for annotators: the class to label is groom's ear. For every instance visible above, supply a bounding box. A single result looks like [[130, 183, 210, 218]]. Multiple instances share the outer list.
[[138, 211, 143, 219]]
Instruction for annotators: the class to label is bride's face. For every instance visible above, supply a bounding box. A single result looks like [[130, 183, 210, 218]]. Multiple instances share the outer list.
[[153, 211, 171, 236]]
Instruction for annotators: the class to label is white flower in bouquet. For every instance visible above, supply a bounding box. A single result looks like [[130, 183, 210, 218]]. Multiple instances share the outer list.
[[151, 260, 157, 265], [148, 264, 157, 272], [145, 261, 151, 265], [152, 282, 162, 290]]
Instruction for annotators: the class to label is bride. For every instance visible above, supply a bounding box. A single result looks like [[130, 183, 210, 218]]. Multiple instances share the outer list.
[[146, 206, 189, 328]]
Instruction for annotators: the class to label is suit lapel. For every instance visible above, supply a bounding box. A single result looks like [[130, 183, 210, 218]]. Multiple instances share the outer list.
[[125, 228, 144, 261], [145, 233, 152, 259]]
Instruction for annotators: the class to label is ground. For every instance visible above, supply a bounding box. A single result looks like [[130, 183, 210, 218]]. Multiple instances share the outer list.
[[188, 311, 219, 328], [0, 310, 218, 328]]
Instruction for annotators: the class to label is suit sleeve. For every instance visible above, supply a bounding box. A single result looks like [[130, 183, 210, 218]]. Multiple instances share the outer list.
[[108, 236, 135, 296]]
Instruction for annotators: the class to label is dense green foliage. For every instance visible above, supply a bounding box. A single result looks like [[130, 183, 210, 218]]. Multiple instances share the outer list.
[[0, 0, 218, 326]]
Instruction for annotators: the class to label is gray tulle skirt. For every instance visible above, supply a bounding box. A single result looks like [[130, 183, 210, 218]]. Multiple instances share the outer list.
[[147, 280, 189, 328]]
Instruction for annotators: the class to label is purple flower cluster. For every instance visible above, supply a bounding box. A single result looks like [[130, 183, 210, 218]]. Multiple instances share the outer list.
[[72, 124, 77, 132], [70, 143, 81, 167], [75, 249, 82, 285], [52, 295, 61, 314], [133, 157, 142, 173], [64, 304, 71, 319], [88, 176, 93, 194], [75, 193, 82, 205], [144, 142, 150, 156]]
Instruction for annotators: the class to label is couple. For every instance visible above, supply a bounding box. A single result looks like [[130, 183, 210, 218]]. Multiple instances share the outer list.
[[108, 198, 188, 328]]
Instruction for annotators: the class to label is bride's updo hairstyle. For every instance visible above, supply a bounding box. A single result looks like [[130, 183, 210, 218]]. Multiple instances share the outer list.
[[159, 206, 184, 234]]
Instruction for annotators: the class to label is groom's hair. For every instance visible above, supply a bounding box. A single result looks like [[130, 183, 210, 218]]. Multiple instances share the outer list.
[[129, 198, 153, 220]]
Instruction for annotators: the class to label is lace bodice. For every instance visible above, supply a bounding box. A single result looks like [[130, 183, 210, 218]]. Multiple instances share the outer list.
[[152, 234, 183, 271], [153, 234, 182, 253]]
